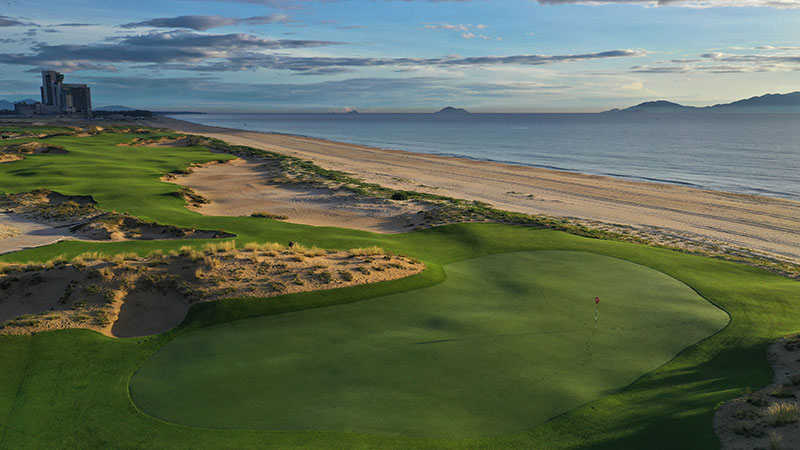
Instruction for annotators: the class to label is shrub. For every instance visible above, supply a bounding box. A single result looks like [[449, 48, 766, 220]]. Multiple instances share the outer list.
[[747, 387, 768, 407], [391, 191, 409, 201], [732, 423, 765, 437], [98, 267, 114, 280], [71, 255, 87, 269], [339, 270, 353, 281], [769, 431, 783, 450], [348, 246, 385, 257], [268, 280, 286, 292], [203, 241, 236, 254], [102, 290, 117, 304], [85, 284, 102, 295], [203, 256, 221, 269], [766, 402, 799, 427], [69, 313, 90, 323], [303, 246, 326, 257], [251, 212, 288, 220], [112, 252, 138, 264], [317, 270, 333, 284], [770, 387, 796, 399]]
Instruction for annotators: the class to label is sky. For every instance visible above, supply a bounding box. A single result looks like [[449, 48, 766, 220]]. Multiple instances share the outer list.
[[0, 0, 798, 112]]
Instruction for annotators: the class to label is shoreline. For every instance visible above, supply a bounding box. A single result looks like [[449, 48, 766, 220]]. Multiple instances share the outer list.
[[162, 114, 800, 201], [147, 116, 799, 266], [156, 116, 793, 202]]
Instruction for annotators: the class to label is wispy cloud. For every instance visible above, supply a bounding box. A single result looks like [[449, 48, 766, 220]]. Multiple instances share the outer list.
[[0, 26, 645, 74], [121, 14, 290, 31], [0, 31, 341, 72], [631, 47, 800, 73], [537, 0, 800, 8], [0, 15, 32, 27], [142, 49, 646, 73], [424, 22, 502, 40], [83, 74, 572, 109]]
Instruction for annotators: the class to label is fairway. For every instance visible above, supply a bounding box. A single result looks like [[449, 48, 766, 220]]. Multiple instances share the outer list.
[[130, 250, 728, 438]]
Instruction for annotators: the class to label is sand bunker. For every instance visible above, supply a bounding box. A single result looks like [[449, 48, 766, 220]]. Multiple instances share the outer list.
[[0, 141, 68, 163], [0, 243, 422, 338], [715, 336, 800, 449], [119, 135, 191, 147], [0, 212, 76, 254], [0, 189, 233, 251], [170, 157, 429, 233]]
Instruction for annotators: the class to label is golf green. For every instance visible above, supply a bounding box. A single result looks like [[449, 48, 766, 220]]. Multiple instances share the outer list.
[[130, 250, 728, 438]]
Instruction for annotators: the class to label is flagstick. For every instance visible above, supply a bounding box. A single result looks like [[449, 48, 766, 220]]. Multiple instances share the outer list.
[[594, 304, 598, 329]]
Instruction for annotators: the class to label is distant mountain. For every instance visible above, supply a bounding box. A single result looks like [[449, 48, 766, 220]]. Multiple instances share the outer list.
[[606, 91, 800, 114], [435, 106, 469, 115], [95, 105, 136, 111], [709, 92, 800, 113], [0, 98, 38, 111]]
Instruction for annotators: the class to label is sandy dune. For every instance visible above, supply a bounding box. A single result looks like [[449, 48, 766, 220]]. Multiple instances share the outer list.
[[152, 117, 800, 265], [172, 157, 429, 233], [0, 245, 422, 338]]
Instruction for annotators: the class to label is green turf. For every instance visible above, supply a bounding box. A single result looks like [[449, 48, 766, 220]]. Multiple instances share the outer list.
[[131, 251, 728, 437], [0, 129, 799, 449]]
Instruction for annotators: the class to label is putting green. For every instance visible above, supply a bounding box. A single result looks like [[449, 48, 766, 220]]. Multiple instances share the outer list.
[[130, 251, 728, 438]]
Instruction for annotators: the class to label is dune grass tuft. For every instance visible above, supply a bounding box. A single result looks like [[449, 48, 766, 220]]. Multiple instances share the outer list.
[[348, 246, 385, 257], [766, 402, 799, 427]]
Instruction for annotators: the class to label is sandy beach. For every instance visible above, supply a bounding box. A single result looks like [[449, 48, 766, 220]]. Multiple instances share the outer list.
[[149, 117, 800, 266]]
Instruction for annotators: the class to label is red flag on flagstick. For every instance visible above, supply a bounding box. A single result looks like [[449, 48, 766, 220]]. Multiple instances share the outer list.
[[595, 297, 600, 304]]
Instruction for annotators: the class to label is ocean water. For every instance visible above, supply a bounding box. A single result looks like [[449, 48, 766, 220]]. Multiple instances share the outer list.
[[172, 113, 800, 201]]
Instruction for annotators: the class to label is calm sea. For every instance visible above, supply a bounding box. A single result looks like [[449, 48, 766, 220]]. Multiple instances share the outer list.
[[172, 113, 800, 201]]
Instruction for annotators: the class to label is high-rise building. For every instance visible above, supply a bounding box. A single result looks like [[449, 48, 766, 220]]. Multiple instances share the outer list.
[[62, 84, 92, 118], [40, 70, 64, 113], [38, 70, 92, 118]]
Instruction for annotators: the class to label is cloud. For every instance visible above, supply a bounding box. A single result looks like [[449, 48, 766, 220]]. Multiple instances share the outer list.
[[121, 14, 290, 31], [82, 74, 571, 109], [0, 15, 30, 27], [631, 48, 800, 74], [424, 22, 500, 40], [0, 26, 642, 75], [537, 0, 800, 8], [189, 0, 800, 7], [0, 31, 341, 72], [143, 49, 645, 73], [53, 23, 98, 27]]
